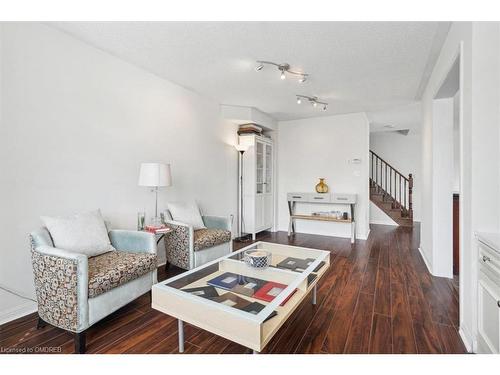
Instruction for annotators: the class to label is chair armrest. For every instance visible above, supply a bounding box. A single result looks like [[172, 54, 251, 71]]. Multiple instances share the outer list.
[[30, 244, 89, 332], [202, 215, 233, 231], [164, 219, 193, 229], [108, 230, 157, 254], [164, 220, 194, 269]]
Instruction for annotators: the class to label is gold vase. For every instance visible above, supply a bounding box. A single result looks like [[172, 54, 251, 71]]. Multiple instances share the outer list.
[[315, 178, 329, 193]]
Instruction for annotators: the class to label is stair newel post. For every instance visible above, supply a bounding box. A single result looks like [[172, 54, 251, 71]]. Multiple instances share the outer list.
[[408, 173, 413, 219]]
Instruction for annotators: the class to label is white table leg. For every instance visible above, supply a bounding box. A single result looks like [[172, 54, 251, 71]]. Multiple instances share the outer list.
[[351, 221, 355, 244], [312, 284, 317, 305], [178, 319, 184, 353], [253, 350, 259, 354]]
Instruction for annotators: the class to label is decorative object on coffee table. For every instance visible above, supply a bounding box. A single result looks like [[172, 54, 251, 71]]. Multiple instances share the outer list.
[[138, 163, 172, 225], [315, 178, 329, 193], [244, 249, 271, 269]]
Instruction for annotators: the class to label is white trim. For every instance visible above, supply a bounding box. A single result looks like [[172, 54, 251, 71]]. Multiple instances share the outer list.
[[369, 219, 398, 226], [457, 41, 466, 346], [0, 301, 37, 326], [361, 229, 371, 241], [418, 246, 434, 275], [459, 325, 474, 353]]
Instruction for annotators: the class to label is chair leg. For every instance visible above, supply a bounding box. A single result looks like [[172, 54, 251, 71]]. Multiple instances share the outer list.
[[36, 316, 47, 330], [74, 331, 86, 354]]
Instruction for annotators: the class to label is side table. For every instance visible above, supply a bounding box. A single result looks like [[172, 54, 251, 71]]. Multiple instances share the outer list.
[[142, 228, 173, 271]]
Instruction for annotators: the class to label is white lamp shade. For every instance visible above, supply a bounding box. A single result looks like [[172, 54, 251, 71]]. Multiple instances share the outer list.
[[235, 144, 249, 152], [138, 163, 172, 187]]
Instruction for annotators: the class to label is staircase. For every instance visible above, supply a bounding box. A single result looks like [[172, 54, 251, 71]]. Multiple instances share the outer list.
[[369, 150, 413, 227]]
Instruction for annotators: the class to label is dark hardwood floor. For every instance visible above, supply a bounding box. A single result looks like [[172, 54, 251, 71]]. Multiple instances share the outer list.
[[0, 224, 467, 354]]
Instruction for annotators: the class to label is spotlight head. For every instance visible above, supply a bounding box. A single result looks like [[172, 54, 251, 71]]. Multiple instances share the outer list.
[[280, 70, 286, 80], [255, 63, 264, 71], [299, 76, 307, 83], [323, 105, 327, 111], [297, 97, 302, 104], [312, 101, 318, 107]]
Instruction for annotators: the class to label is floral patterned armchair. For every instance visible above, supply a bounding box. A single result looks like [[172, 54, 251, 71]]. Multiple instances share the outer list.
[[164, 214, 233, 270], [29, 228, 158, 353]]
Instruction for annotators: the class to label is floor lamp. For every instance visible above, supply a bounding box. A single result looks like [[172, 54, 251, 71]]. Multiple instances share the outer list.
[[235, 144, 250, 242]]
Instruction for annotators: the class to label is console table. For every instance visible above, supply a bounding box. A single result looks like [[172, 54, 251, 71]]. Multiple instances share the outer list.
[[287, 192, 357, 243]]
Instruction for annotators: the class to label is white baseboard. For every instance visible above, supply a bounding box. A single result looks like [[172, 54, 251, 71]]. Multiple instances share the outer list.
[[361, 229, 371, 241], [418, 246, 434, 275], [0, 301, 37, 326], [369, 219, 398, 226], [459, 325, 474, 353]]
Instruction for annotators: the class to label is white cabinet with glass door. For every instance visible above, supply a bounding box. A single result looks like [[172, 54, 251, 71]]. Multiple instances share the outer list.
[[240, 134, 274, 240]]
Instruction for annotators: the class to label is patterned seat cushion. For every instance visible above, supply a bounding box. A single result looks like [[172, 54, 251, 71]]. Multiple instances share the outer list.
[[193, 228, 231, 252], [88, 251, 157, 298]]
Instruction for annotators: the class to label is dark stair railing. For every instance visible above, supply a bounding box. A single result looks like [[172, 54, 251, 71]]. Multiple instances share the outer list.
[[369, 150, 413, 220]]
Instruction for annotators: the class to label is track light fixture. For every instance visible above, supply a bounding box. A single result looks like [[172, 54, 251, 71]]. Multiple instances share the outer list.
[[255, 60, 309, 82], [296, 95, 328, 111]]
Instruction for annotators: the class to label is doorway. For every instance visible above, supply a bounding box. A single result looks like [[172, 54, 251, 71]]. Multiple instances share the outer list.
[[431, 44, 463, 317]]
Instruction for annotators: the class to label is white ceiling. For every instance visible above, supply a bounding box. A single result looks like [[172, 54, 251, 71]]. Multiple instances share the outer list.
[[51, 22, 449, 121], [368, 102, 422, 133]]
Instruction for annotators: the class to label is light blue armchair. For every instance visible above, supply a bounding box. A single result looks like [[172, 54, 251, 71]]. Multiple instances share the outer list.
[[164, 214, 233, 270], [29, 228, 158, 353]]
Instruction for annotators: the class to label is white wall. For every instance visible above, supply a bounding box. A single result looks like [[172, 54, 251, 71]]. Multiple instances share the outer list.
[[277, 113, 370, 239], [420, 21, 500, 352], [0, 23, 239, 316], [369, 130, 422, 224], [369, 203, 397, 226]]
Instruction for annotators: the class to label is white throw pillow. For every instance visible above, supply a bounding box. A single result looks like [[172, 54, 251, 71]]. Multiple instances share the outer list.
[[41, 210, 115, 257], [167, 201, 206, 229]]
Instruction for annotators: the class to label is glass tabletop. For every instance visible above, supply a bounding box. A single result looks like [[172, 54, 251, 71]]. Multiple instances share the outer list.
[[160, 241, 329, 324]]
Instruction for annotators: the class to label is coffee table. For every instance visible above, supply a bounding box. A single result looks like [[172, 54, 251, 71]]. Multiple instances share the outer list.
[[152, 241, 330, 353]]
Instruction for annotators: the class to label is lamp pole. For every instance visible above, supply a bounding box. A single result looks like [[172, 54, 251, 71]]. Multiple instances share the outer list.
[[154, 186, 159, 222], [235, 144, 249, 242], [238, 149, 245, 238]]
